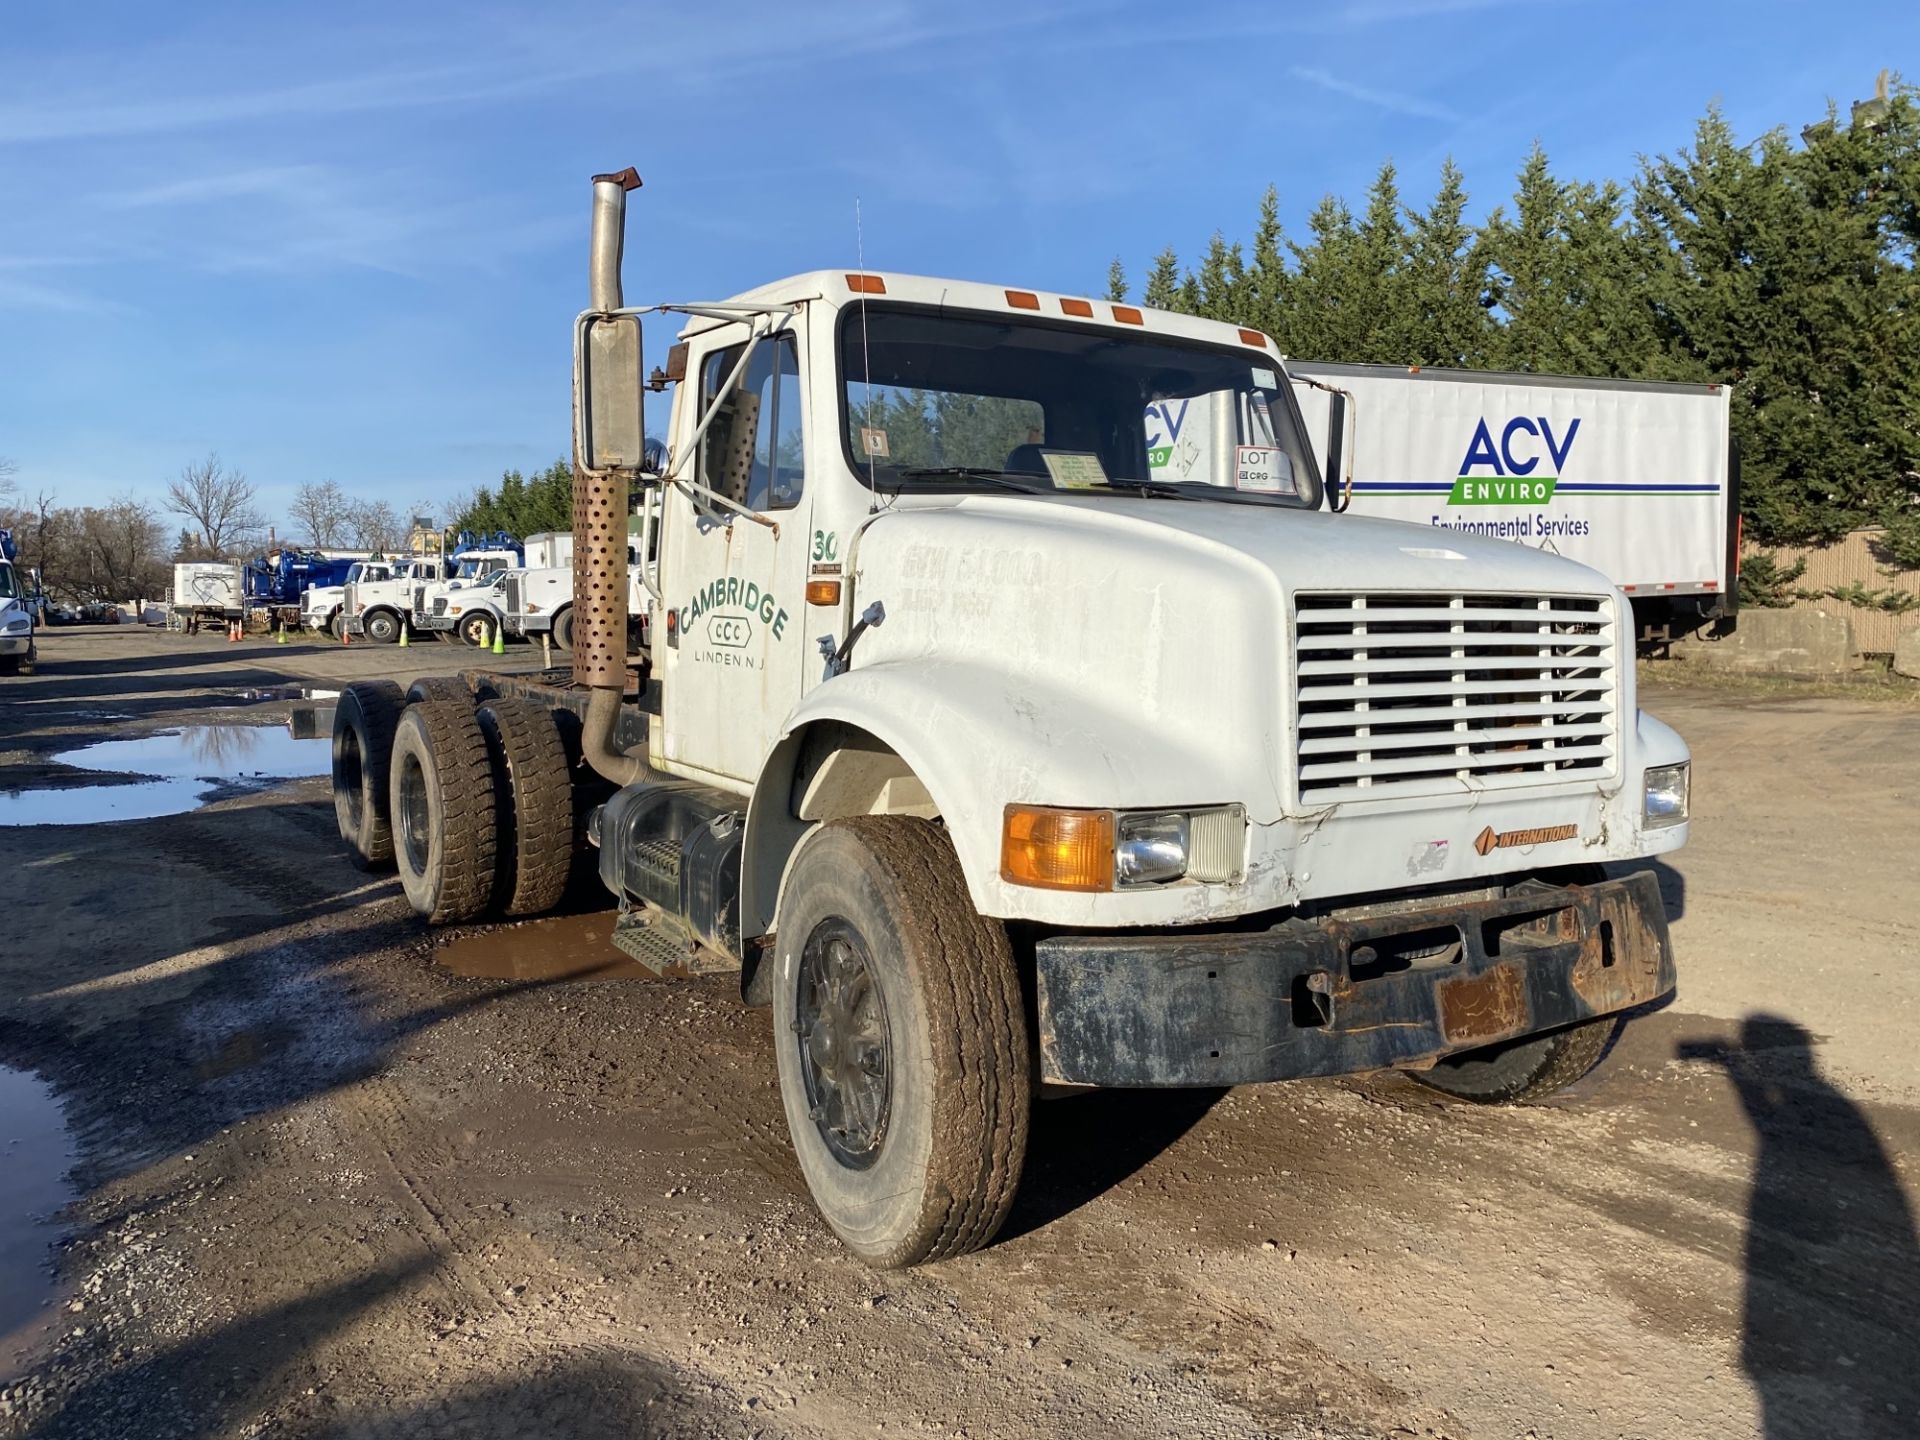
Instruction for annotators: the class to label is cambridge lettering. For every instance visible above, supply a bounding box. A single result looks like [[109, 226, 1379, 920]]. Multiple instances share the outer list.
[[682, 576, 789, 641]]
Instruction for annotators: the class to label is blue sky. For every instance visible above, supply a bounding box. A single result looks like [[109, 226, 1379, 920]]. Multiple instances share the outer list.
[[0, 0, 1908, 530]]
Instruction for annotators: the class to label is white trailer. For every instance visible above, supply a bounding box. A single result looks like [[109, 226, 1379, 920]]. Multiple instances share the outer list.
[[170, 561, 244, 632], [523, 532, 575, 570], [1284, 363, 1739, 641]]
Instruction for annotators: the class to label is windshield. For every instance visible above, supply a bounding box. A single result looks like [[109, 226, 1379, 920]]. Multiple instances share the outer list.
[[840, 306, 1321, 505], [343, 564, 365, 585], [455, 557, 507, 580]]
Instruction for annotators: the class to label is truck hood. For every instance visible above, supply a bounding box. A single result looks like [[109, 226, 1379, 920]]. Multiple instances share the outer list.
[[845, 493, 1625, 819]]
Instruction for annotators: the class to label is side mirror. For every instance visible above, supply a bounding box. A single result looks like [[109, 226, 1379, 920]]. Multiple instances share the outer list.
[[577, 314, 646, 473]]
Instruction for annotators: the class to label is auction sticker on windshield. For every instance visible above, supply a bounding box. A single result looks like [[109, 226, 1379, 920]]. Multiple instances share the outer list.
[[1235, 445, 1296, 496], [1042, 451, 1108, 490]]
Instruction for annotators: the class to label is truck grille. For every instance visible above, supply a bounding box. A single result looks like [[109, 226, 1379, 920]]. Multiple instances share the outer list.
[[431, 597, 448, 616], [504, 575, 524, 614], [1292, 592, 1617, 803]]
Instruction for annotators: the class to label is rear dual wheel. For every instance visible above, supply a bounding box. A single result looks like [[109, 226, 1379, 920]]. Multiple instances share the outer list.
[[390, 702, 498, 924]]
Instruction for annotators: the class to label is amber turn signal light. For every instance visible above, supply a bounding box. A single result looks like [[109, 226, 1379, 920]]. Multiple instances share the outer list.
[[805, 579, 841, 606], [1001, 806, 1113, 891]]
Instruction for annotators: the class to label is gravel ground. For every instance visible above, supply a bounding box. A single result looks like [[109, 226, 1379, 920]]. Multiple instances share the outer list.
[[0, 626, 1915, 1440]]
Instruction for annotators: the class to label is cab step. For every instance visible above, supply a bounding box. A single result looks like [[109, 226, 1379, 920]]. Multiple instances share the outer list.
[[610, 909, 739, 978]]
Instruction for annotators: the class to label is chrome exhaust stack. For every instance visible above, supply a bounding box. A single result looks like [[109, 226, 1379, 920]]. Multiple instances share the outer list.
[[572, 167, 654, 786]]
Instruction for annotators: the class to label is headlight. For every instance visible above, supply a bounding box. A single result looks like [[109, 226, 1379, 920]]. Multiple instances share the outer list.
[[1, 614, 30, 635], [1001, 806, 1245, 890], [1115, 812, 1188, 886], [1644, 763, 1690, 828]]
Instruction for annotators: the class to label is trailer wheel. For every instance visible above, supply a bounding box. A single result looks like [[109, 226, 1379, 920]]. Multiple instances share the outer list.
[[406, 676, 473, 707], [1412, 1015, 1619, 1104], [772, 817, 1030, 1268], [551, 607, 574, 652], [389, 701, 498, 924], [458, 611, 496, 648], [476, 699, 574, 917], [332, 680, 405, 870], [365, 610, 401, 644]]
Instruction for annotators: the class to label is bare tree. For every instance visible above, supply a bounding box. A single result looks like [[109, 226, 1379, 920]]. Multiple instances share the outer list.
[[289, 480, 350, 549], [77, 495, 169, 605], [165, 454, 264, 557], [347, 498, 405, 554]]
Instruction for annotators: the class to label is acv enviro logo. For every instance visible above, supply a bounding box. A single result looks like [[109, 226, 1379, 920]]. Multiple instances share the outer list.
[[1474, 823, 1580, 856], [1450, 415, 1582, 505]]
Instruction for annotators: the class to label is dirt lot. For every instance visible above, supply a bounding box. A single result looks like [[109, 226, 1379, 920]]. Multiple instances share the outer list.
[[1, 627, 1915, 1440]]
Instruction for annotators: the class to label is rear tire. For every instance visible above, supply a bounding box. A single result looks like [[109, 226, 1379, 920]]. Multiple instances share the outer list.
[[458, 611, 496, 648], [551, 608, 574, 652], [772, 817, 1031, 1268], [406, 676, 472, 707], [1412, 1015, 1619, 1104], [476, 699, 574, 917], [389, 701, 498, 924], [332, 681, 405, 870]]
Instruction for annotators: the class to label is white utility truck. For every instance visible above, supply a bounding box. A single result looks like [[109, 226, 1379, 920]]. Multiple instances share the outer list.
[[1282, 362, 1739, 643], [341, 555, 453, 644], [170, 560, 245, 633], [330, 169, 1691, 1269], [411, 541, 523, 647], [304, 560, 392, 638], [0, 528, 35, 675]]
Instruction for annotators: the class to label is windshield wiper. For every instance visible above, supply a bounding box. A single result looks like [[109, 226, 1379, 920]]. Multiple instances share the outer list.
[[888, 466, 1051, 493]]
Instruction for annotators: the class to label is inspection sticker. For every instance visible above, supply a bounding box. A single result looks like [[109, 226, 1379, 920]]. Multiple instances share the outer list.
[[1041, 450, 1108, 491]]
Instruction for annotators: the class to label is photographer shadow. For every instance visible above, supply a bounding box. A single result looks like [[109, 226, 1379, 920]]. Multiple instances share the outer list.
[[1683, 1015, 1920, 1439]]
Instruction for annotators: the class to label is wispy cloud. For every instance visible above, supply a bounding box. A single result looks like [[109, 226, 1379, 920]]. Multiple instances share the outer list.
[[1288, 65, 1460, 122]]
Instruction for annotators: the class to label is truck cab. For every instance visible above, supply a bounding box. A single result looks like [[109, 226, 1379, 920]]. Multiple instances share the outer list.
[[331, 174, 1692, 1272], [341, 556, 450, 644], [412, 539, 523, 646], [0, 528, 35, 676]]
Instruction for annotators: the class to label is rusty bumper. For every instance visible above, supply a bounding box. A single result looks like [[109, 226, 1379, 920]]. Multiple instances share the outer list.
[[1034, 870, 1674, 1088]]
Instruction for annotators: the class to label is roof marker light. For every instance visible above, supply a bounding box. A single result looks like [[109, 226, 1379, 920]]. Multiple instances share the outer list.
[[1112, 305, 1144, 325], [1005, 289, 1041, 310], [1238, 328, 1270, 349], [845, 273, 887, 294], [1060, 297, 1094, 317]]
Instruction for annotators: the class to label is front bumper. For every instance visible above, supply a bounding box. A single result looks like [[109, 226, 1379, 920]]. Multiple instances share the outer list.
[[1035, 870, 1673, 1087], [415, 615, 457, 633], [0, 633, 31, 656], [343, 616, 366, 636]]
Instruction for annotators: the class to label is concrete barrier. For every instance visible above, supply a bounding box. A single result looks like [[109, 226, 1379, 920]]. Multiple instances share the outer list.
[[1894, 627, 1920, 681], [1671, 606, 1859, 676]]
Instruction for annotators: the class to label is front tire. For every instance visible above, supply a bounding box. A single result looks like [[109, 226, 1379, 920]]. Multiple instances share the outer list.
[[458, 611, 496, 648], [551, 607, 574, 652], [389, 701, 498, 924], [772, 817, 1030, 1268], [365, 610, 401, 645], [1411, 1015, 1619, 1104]]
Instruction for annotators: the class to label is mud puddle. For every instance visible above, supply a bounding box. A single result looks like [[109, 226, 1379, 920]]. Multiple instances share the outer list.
[[0, 1065, 75, 1381], [437, 912, 656, 983], [0, 724, 330, 826]]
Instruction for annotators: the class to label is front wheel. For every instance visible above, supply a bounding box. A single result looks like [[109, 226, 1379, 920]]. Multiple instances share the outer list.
[[772, 817, 1031, 1269], [1411, 1015, 1619, 1104], [550, 607, 574, 652], [458, 611, 496, 648], [365, 611, 401, 645]]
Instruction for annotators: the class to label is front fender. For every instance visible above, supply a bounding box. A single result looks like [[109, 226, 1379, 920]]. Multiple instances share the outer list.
[[742, 657, 1278, 937]]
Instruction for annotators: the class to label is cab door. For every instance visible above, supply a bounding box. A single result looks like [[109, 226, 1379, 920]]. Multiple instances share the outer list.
[[657, 318, 813, 789]]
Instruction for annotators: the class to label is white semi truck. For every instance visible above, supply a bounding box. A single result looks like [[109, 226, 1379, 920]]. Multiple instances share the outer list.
[[341, 555, 453, 643], [0, 528, 35, 675], [410, 540, 524, 646], [330, 170, 1691, 1269]]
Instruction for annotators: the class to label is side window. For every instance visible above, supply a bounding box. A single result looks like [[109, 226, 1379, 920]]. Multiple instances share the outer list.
[[698, 335, 805, 511]]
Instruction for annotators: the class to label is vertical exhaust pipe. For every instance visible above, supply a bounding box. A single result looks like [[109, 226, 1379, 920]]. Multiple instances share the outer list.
[[573, 167, 653, 786]]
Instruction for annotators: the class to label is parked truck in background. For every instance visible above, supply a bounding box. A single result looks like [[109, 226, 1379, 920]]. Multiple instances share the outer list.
[[330, 169, 1691, 1271], [409, 535, 523, 646], [244, 549, 368, 633], [304, 559, 396, 638], [170, 561, 245, 634], [0, 528, 36, 675], [1284, 362, 1739, 644], [341, 555, 454, 644]]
